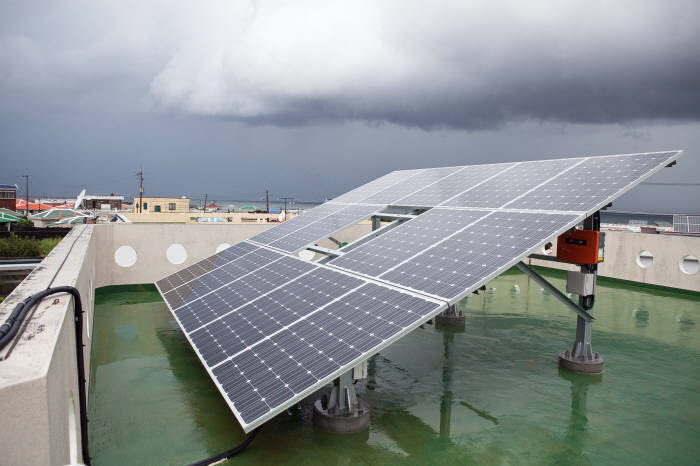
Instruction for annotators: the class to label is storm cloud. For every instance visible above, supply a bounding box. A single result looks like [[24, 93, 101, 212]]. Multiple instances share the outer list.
[[1, 1, 699, 130], [1, 1, 699, 211]]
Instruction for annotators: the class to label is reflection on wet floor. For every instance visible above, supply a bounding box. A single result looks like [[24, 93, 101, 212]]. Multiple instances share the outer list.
[[89, 272, 700, 465]]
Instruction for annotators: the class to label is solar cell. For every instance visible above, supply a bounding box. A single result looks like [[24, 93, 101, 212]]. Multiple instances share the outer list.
[[156, 241, 259, 293], [359, 166, 459, 204], [441, 158, 583, 209], [268, 204, 379, 252], [249, 203, 346, 245], [330, 169, 423, 204], [506, 152, 679, 212], [329, 209, 489, 277], [162, 246, 283, 310], [169, 256, 315, 332], [380, 211, 579, 300], [396, 162, 515, 207]]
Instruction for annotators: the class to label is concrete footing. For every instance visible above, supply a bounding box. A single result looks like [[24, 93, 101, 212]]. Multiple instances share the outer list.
[[435, 312, 465, 330], [313, 397, 370, 433], [558, 350, 604, 374]]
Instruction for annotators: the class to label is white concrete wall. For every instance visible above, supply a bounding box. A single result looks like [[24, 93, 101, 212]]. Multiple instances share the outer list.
[[93, 223, 274, 287]]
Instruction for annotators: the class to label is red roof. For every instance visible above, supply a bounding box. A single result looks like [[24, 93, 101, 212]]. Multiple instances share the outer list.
[[207, 203, 220, 208], [16, 199, 53, 211]]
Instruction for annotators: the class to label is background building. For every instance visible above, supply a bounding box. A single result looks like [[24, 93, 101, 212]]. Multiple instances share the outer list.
[[133, 196, 189, 213], [82, 194, 124, 210], [0, 184, 17, 211]]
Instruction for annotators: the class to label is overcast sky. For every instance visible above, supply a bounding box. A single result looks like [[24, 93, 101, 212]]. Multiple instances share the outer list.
[[1, 0, 699, 212]]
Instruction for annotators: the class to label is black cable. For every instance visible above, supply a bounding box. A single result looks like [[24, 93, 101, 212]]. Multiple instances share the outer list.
[[187, 428, 260, 466]]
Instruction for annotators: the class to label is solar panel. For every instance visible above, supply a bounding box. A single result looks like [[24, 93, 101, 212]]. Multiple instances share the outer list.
[[359, 166, 459, 204], [331, 169, 422, 204], [378, 210, 580, 300], [208, 280, 442, 428], [157, 256, 444, 431], [249, 203, 346, 245], [330, 209, 490, 277], [395, 162, 515, 207], [162, 246, 283, 310], [441, 158, 583, 209], [673, 214, 700, 233], [172, 256, 317, 333], [267, 204, 380, 253], [156, 241, 259, 294], [156, 149, 683, 433], [506, 152, 679, 212]]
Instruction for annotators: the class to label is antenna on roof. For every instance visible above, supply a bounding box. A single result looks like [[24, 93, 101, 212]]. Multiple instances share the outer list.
[[74, 189, 86, 209]]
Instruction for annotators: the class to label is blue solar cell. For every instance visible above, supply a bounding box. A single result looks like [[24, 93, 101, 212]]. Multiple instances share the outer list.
[[156, 241, 258, 293], [441, 158, 582, 209], [380, 211, 579, 299], [329, 209, 489, 277]]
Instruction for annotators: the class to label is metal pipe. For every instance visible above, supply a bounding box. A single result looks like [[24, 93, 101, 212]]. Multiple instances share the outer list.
[[515, 261, 594, 322]]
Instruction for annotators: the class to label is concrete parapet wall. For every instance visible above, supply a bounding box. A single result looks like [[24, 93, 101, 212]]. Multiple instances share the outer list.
[[123, 211, 293, 224], [529, 231, 700, 292], [0, 225, 96, 465], [94, 223, 274, 287]]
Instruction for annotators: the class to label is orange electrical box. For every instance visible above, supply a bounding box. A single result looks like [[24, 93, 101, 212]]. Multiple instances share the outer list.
[[556, 230, 604, 264]]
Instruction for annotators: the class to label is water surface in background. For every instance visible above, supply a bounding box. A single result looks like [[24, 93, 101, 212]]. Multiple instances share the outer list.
[[89, 271, 700, 465]]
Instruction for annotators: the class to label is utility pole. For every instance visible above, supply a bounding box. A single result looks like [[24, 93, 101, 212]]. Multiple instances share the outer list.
[[203, 193, 207, 212], [22, 174, 29, 217], [137, 168, 144, 213], [266, 189, 270, 213], [280, 196, 294, 221]]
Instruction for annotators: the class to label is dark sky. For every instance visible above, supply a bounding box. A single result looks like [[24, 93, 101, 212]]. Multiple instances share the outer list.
[[1, 1, 699, 212]]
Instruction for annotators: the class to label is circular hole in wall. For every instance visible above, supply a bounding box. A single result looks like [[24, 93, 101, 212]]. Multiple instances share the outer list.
[[636, 250, 654, 269], [114, 245, 137, 268], [542, 242, 553, 255], [216, 243, 231, 253], [166, 243, 187, 265], [679, 255, 699, 275]]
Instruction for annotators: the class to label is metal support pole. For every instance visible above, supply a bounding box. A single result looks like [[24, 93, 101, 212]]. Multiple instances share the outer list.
[[313, 369, 370, 433], [515, 262, 593, 322], [559, 211, 603, 374]]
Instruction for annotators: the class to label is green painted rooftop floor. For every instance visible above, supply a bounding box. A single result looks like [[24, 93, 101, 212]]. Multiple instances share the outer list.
[[88, 270, 700, 465]]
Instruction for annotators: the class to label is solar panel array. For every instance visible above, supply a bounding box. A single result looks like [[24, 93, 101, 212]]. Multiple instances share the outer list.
[[157, 248, 443, 429], [156, 150, 682, 432], [673, 215, 700, 233]]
